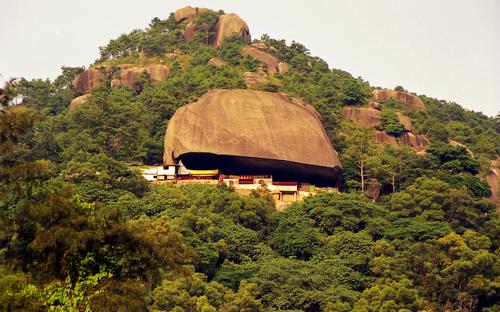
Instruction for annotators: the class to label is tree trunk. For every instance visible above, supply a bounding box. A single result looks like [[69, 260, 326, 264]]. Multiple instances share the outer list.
[[360, 157, 365, 194]]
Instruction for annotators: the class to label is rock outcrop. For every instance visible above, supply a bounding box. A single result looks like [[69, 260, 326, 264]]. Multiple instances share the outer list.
[[243, 71, 270, 88], [373, 89, 426, 111], [112, 64, 169, 88], [72, 68, 106, 95], [368, 101, 382, 110], [396, 112, 413, 132], [373, 130, 398, 147], [342, 105, 428, 151], [242, 46, 279, 75], [212, 13, 251, 48], [208, 57, 228, 67], [73, 64, 169, 93], [164, 89, 342, 186], [449, 140, 474, 157], [278, 62, 289, 74], [487, 159, 500, 206], [400, 132, 429, 152], [342, 107, 382, 128], [174, 7, 251, 48], [174, 6, 198, 22], [69, 94, 90, 110]]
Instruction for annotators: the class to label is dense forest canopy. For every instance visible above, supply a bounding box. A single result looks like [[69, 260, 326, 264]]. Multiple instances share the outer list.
[[1, 6, 499, 312]]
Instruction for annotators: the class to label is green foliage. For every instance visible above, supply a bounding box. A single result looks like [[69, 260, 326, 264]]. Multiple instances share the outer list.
[[250, 257, 361, 310], [299, 192, 390, 237], [389, 177, 493, 230], [352, 279, 426, 311], [427, 142, 480, 174], [1, 8, 499, 312], [340, 78, 371, 105], [381, 110, 404, 136]]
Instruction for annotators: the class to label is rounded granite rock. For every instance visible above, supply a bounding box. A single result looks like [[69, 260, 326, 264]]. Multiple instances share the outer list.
[[164, 89, 342, 185]]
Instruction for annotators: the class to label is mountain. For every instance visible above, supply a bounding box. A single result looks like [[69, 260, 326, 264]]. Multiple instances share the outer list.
[[0, 6, 499, 311]]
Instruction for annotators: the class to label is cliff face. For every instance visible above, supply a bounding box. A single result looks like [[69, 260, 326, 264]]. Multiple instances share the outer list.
[[72, 64, 169, 95], [164, 89, 342, 186], [72, 68, 106, 95], [373, 89, 426, 111], [342, 105, 428, 152], [69, 94, 90, 110], [242, 46, 279, 75], [111, 64, 170, 88], [174, 7, 251, 48], [342, 107, 382, 128], [212, 13, 251, 47]]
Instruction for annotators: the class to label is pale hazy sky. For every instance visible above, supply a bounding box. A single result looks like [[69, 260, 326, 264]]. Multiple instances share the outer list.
[[1, 0, 499, 116]]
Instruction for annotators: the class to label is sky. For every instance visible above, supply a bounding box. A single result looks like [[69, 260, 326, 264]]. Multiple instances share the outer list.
[[1, 0, 499, 116]]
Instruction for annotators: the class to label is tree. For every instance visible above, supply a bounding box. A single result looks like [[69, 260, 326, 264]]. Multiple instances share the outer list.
[[340, 78, 370, 105], [380, 110, 404, 137], [352, 279, 426, 312], [341, 123, 377, 194], [366, 145, 415, 193]]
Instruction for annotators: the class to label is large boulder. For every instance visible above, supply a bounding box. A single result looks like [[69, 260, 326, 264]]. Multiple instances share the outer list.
[[368, 101, 382, 110], [112, 64, 170, 88], [242, 46, 279, 75], [173, 6, 212, 22], [373, 89, 426, 111], [174, 6, 198, 22], [69, 94, 90, 110], [342, 107, 382, 128], [208, 57, 228, 67], [400, 132, 429, 151], [212, 13, 251, 48], [396, 112, 413, 132], [373, 130, 398, 147], [243, 71, 270, 88], [164, 89, 342, 186], [72, 68, 106, 94], [278, 62, 289, 74]]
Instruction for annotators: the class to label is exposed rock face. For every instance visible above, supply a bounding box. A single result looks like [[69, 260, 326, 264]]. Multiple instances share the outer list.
[[487, 159, 500, 206], [243, 71, 269, 88], [250, 43, 269, 50], [72, 68, 106, 95], [342, 105, 427, 151], [112, 64, 170, 88], [174, 7, 251, 48], [145, 64, 170, 84], [174, 6, 198, 22], [396, 112, 413, 132], [373, 130, 398, 147], [208, 57, 228, 67], [212, 14, 251, 48], [449, 140, 474, 157], [164, 89, 342, 186], [242, 46, 279, 75], [183, 22, 198, 40], [368, 101, 382, 110], [69, 94, 90, 110], [174, 6, 212, 22], [73, 64, 169, 93], [342, 107, 382, 128], [373, 89, 426, 111], [278, 62, 289, 74], [400, 132, 429, 151]]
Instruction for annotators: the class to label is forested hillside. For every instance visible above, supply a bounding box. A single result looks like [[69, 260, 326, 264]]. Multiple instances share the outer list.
[[1, 6, 499, 311]]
